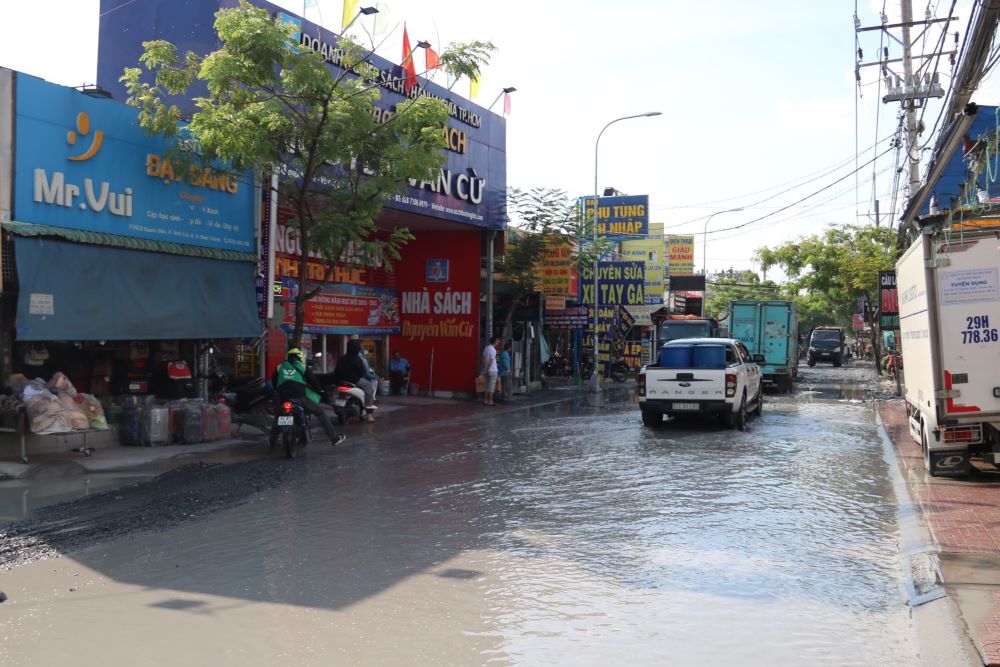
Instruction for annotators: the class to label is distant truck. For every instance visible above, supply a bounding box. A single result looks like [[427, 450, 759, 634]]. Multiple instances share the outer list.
[[806, 326, 846, 367], [897, 223, 1000, 477], [728, 300, 799, 392], [651, 311, 720, 344]]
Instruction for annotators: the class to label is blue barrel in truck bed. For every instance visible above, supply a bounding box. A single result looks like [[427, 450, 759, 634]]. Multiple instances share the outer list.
[[728, 300, 799, 391]]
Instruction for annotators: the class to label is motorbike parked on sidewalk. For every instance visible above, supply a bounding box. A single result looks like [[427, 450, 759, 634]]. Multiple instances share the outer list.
[[543, 352, 572, 377], [214, 372, 276, 432], [609, 359, 630, 383], [274, 398, 309, 459]]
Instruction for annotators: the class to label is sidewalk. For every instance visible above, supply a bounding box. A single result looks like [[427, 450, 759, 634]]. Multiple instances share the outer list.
[[880, 398, 1000, 666]]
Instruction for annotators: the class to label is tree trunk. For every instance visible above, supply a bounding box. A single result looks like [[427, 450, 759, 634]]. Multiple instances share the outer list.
[[291, 197, 309, 349]]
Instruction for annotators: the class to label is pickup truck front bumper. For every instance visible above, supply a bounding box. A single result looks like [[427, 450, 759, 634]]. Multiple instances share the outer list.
[[640, 399, 732, 418]]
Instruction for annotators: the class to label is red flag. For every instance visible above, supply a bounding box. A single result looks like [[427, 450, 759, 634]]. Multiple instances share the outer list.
[[401, 24, 417, 94], [503, 92, 511, 116], [425, 45, 440, 70]]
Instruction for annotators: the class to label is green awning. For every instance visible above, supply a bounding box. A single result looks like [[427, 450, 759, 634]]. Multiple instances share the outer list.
[[3, 220, 258, 263]]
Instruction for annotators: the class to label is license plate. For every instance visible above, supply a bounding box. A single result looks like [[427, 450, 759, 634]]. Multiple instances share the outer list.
[[672, 402, 699, 410], [277, 415, 294, 426]]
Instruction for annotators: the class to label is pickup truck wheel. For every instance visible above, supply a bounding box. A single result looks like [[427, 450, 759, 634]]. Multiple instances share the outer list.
[[725, 395, 747, 430], [641, 409, 661, 427], [752, 383, 763, 417], [807, 357, 816, 367]]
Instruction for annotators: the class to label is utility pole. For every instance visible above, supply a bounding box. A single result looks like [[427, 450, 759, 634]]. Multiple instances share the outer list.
[[899, 0, 921, 195], [856, 1, 955, 201]]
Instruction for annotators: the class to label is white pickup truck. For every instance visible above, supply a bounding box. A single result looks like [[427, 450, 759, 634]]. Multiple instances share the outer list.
[[638, 337, 764, 429]]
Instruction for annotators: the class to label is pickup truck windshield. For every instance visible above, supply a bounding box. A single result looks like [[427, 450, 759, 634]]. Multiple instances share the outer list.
[[659, 321, 712, 342]]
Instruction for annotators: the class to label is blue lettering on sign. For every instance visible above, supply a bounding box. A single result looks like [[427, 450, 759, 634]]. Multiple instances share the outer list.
[[961, 314, 999, 344]]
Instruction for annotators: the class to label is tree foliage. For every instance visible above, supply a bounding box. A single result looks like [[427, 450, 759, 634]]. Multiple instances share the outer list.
[[704, 270, 783, 321], [754, 224, 897, 330], [503, 187, 618, 299], [121, 0, 494, 345]]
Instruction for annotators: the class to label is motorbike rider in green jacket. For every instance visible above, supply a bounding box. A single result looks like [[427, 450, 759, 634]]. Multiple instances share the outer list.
[[269, 348, 345, 447]]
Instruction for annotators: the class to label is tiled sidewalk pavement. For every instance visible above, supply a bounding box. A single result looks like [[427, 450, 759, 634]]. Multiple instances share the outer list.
[[880, 399, 1000, 665]]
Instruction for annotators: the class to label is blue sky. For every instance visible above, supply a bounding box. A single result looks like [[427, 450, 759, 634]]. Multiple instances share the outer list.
[[2, 0, 997, 276]]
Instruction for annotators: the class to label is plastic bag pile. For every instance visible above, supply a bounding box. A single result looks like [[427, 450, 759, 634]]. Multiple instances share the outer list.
[[10, 372, 109, 434]]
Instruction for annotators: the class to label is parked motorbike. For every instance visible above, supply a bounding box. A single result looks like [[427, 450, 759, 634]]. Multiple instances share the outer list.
[[214, 372, 276, 432], [609, 359, 630, 383], [273, 399, 309, 459], [543, 352, 572, 377]]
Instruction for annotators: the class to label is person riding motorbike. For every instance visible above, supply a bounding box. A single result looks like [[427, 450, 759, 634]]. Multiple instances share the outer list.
[[332, 340, 377, 422], [269, 348, 345, 447]]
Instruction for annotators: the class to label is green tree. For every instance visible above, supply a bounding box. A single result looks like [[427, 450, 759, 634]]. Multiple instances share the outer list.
[[122, 0, 494, 345], [755, 223, 897, 370], [704, 270, 784, 321]]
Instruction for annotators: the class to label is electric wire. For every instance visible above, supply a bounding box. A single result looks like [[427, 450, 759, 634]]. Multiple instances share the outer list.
[[653, 135, 895, 213], [704, 145, 897, 237], [660, 135, 897, 230]]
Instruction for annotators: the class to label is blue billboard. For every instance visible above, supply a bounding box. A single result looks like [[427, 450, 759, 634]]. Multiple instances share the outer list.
[[96, 0, 506, 231], [13, 74, 255, 252], [580, 195, 650, 238]]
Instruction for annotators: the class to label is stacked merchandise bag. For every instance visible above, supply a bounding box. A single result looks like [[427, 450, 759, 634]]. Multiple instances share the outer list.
[[9, 373, 108, 435]]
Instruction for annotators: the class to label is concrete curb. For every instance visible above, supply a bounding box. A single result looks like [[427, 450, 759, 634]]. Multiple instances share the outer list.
[[876, 403, 981, 666]]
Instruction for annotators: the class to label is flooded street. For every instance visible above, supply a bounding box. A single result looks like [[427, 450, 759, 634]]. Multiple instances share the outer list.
[[0, 364, 920, 665]]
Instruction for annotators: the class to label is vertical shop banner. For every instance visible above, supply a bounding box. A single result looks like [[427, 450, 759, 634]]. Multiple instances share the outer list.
[[580, 195, 649, 238], [666, 235, 695, 275], [579, 261, 644, 373], [621, 234, 665, 305], [611, 305, 636, 358], [879, 270, 899, 330], [535, 238, 577, 297]]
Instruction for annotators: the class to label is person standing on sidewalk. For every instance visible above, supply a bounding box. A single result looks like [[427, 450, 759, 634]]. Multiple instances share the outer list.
[[482, 337, 501, 406], [389, 351, 411, 395], [497, 340, 513, 403]]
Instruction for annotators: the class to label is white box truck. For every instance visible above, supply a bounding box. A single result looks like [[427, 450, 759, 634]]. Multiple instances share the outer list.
[[897, 225, 1000, 476]]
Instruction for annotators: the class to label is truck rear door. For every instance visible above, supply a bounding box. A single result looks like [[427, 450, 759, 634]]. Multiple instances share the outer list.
[[762, 302, 791, 370], [934, 236, 1000, 419], [730, 303, 760, 354]]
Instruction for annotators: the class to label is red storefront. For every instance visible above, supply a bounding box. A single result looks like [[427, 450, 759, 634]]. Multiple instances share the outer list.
[[393, 231, 482, 394]]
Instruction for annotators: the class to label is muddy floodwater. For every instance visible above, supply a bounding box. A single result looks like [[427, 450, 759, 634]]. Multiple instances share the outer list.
[[0, 365, 920, 665]]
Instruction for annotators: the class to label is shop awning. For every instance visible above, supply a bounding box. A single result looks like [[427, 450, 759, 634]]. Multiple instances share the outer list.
[[14, 237, 261, 341]]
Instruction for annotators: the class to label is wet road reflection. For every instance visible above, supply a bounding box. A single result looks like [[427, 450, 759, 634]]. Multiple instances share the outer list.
[[0, 366, 916, 665]]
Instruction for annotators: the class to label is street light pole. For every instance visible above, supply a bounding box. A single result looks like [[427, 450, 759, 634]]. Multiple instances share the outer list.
[[701, 207, 744, 316], [591, 111, 661, 390]]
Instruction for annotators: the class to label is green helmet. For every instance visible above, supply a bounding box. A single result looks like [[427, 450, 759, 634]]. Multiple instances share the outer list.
[[287, 347, 303, 360]]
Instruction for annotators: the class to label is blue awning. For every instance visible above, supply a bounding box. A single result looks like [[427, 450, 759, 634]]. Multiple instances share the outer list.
[[14, 237, 261, 341], [915, 105, 998, 216]]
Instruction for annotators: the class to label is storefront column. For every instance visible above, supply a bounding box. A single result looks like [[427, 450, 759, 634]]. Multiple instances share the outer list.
[[486, 230, 495, 340]]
